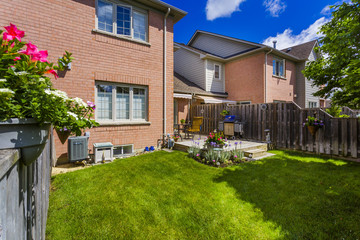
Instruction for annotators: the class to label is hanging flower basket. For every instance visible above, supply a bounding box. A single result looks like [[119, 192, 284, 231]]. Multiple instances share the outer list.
[[303, 116, 324, 136], [307, 125, 319, 136], [56, 128, 72, 144]]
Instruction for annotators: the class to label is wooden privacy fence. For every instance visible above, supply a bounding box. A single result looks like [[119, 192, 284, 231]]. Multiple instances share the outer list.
[[0, 136, 52, 239], [191, 102, 360, 159]]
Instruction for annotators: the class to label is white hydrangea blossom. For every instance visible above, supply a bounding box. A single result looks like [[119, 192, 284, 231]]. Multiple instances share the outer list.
[[0, 88, 15, 96], [67, 111, 78, 120], [0, 79, 6, 83], [39, 78, 46, 82], [44, 89, 69, 101], [14, 71, 29, 76], [73, 97, 87, 108]]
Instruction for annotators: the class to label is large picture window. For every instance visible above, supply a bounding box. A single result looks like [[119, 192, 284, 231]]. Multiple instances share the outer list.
[[273, 58, 285, 77], [96, 83, 148, 122], [96, 0, 148, 42]]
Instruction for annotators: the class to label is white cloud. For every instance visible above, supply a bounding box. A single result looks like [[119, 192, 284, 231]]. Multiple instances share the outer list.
[[320, 5, 331, 15], [206, 0, 246, 21], [262, 17, 329, 49], [263, 0, 286, 17]]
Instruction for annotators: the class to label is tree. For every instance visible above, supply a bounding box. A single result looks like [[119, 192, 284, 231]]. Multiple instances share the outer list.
[[303, 0, 360, 109]]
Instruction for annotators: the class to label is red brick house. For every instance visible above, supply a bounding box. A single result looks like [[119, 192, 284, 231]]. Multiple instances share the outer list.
[[174, 31, 322, 122], [0, 0, 186, 164]]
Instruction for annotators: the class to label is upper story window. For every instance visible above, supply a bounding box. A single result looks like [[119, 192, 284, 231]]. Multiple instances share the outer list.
[[214, 64, 221, 80], [273, 58, 285, 77], [96, 0, 148, 42], [309, 101, 317, 108], [96, 82, 148, 122]]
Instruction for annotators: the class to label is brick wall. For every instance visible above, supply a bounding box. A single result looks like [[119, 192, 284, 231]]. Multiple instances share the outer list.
[[0, 0, 174, 162], [265, 54, 296, 103], [225, 52, 265, 103]]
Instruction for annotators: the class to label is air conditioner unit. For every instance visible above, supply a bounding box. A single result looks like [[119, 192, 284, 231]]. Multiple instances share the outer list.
[[68, 136, 88, 162]]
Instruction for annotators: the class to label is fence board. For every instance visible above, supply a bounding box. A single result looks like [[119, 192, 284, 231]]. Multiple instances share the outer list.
[[0, 137, 51, 240], [350, 118, 357, 158], [341, 119, 348, 157], [191, 102, 359, 159]]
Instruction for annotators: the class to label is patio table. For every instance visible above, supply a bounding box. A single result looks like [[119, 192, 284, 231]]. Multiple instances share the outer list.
[[175, 123, 191, 140]]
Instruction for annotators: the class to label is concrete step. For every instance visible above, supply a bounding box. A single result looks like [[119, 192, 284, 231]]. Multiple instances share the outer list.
[[240, 143, 267, 152], [244, 149, 267, 159]]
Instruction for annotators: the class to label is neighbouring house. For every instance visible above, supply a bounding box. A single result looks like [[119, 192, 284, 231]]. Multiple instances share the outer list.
[[280, 40, 324, 108], [174, 30, 322, 116], [173, 72, 232, 124], [0, 0, 186, 164]]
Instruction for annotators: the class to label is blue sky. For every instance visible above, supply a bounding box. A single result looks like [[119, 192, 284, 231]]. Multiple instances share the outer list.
[[165, 0, 339, 49]]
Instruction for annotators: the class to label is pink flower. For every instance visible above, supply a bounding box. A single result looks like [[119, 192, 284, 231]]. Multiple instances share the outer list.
[[87, 101, 96, 110], [196, 154, 200, 157], [234, 155, 238, 158], [3, 23, 25, 41], [19, 41, 38, 55], [19, 42, 49, 62], [212, 160, 215, 162], [14, 56, 21, 61], [33, 50, 49, 63], [45, 69, 58, 79]]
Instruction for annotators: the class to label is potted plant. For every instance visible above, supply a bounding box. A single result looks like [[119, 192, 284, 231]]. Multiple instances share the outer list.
[[180, 119, 186, 124], [205, 131, 227, 148], [0, 23, 98, 165], [220, 109, 230, 119], [172, 135, 180, 142], [303, 116, 324, 136]]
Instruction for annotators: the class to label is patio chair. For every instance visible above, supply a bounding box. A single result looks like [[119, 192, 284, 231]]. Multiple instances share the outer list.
[[187, 117, 203, 139]]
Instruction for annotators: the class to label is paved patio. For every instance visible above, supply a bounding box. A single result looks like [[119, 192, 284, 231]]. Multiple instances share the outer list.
[[173, 135, 275, 159]]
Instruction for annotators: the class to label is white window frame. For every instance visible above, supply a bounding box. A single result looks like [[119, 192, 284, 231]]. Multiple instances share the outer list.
[[273, 58, 285, 78], [95, 0, 148, 42], [95, 82, 148, 123], [309, 101, 317, 108], [214, 64, 221, 80]]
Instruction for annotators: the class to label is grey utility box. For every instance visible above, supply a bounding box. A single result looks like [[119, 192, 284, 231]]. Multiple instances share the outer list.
[[68, 136, 88, 162], [93, 142, 113, 163]]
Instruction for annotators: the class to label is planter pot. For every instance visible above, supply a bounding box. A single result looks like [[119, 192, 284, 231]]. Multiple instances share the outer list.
[[56, 128, 71, 144], [307, 125, 319, 136], [0, 118, 51, 165]]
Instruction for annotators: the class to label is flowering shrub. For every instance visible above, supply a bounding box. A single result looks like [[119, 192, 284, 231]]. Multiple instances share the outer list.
[[0, 23, 98, 135], [303, 116, 324, 128], [205, 131, 226, 146]]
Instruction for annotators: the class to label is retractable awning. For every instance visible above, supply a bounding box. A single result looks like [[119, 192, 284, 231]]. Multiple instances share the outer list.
[[196, 96, 236, 104], [174, 93, 192, 99]]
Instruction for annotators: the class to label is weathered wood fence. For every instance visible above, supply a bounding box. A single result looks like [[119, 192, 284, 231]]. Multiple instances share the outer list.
[[0, 137, 52, 239], [191, 102, 360, 159]]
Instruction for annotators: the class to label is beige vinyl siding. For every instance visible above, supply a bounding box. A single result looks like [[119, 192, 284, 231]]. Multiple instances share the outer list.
[[174, 48, 206, 90], [191, 33, 256, 58], [305, 50, 320, 108], [205, 60, 225, 93]]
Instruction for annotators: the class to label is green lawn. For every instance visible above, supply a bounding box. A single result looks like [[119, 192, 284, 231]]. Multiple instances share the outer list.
[[46, 150, 360, 240]]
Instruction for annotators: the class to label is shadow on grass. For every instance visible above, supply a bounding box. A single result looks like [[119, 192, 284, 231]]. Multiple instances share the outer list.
[[214, 151, 360, 239]]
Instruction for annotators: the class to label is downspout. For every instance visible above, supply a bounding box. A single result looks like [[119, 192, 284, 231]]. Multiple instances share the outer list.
[[163, 8, 170, 137], [265, 49, 273, 103]]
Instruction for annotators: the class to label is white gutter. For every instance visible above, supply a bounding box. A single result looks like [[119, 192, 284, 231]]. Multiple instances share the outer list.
[[163, 7, 170, 136], [265, 49, 273, 103]]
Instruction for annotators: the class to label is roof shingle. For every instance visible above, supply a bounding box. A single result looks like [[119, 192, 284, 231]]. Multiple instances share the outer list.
[[281, 40, 317, 60]]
